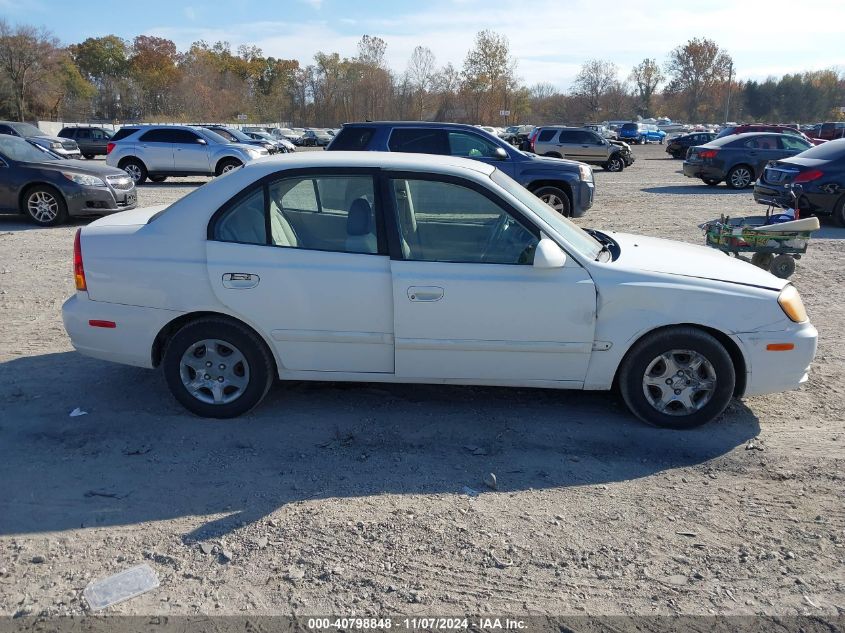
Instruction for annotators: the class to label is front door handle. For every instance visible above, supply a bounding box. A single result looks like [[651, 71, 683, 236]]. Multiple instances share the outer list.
[[222, 272, 260, 289], [407, 286, 444, 302]]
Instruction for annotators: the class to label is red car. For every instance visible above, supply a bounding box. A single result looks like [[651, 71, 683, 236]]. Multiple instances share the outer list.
[[716, 124, 825, 145]]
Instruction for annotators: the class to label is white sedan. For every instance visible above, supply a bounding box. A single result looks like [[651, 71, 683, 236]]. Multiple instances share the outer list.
[[62, 152, 817, 428]]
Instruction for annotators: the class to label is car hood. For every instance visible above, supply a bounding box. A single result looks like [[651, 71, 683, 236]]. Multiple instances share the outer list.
[[22, 158, 129, 177], [30, 134, 69, 144], [607, 232, 787, 291], [527, 154, 585, 169]]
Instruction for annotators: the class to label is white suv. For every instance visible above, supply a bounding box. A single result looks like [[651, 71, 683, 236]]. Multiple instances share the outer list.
[[106, 125, 267, 185]]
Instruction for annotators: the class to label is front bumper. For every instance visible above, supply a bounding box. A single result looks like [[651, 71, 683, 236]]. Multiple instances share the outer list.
[[736, 321, 818, 397], [65, 184, 137, 216], [572, 180, 595, 217], [62, 293, 181, 368]]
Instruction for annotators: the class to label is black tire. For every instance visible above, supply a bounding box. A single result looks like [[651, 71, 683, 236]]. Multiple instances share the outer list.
[[83, 153, 95, 160], [833, 195, 845, 227], [750, 252, 773, 270], [120, 158, 148, 185], [606, 155, 624, 172], [162, 318, 274, 419], [533, 185, 571, 217], [215, 158, 242, 176], [149, 175, 167, 183], [703, 178, 721, 186], [769, 254, 796, 279], [21, 184, 68, 226], [618, 326, 735, 429], [726, 165, 754, 189]]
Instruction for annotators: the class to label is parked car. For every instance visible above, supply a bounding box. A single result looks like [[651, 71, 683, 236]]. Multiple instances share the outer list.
[[609, 139, 635, 166], [531, 127, 630, 172], [106, 125, 268, 185], [58, 126, 113, 159], [583, 124, 617, 140], [0, 121, 82, 159], [684, 132, 814, 188], [716, 124, 824, 146], [267, 127, 302, 144], [61, 151, 816, 428], [243, 130, 295, 153], [327, 121, 594, 217], [665, 132, 718, 159], [0, 133, 135, 226], [299, 129, 333, 147], [753, 138, 845, 225], [813, 122, 845, 142], [202, 125, 280, 154], [618, 122, 666, 145]]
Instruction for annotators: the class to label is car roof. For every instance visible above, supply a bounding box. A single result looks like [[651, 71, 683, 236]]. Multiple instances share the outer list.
[[708, 132, 786, 146], [342, 121, 492, 131]]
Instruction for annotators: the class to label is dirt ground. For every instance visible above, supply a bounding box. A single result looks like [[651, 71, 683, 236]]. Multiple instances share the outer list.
[[0, 144, 843, 619]]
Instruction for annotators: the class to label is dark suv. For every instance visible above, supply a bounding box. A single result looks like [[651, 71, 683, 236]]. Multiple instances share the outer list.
[[327, 122, 594, 217], [58, 126, 113, 159]]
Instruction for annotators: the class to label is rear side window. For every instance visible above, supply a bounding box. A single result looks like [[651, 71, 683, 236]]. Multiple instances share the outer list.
[[329, 127, 376, 150], [388, 128, 447, 154], [111, 128, 138, 141], [214, 188, 267, 245], [139, 128, 202, 143], [537, 129, 556, 143], [558, 131, 578, 143], [59, 128, 74, 137]]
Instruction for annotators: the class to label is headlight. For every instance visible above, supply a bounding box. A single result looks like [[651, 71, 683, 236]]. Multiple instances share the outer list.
[[579, 164, 593, 181], [778, 285, 808, 323], [50, 142, 62, 149], [62, 172, 106, 187], [245, 148, 262, 158]]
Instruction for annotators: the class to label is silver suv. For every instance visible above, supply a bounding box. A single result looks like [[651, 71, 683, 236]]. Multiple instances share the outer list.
[[106, 125, 267, 185], [533, 127, 627, 172]]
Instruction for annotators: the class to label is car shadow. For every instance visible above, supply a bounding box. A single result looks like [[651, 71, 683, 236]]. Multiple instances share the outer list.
[[0, 352, 760, 541], [0, 215, 103, 232], [140, 181, 204, 189], [642, 186, 752, 195]]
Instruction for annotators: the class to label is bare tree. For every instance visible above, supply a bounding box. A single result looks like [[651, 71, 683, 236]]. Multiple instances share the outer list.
[[0, 20, 60, 120], [665, 38, 732, 120], [573, 59, 618, 117], [462, 30, 515, 123], [407, 45, 436, 120], [629, 58, 664, 116]]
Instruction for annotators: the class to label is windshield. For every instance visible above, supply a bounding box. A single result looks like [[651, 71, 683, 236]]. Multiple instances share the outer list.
[[220, 127, 251, 142], [10, 122, 45, 137], [491, 170, 602, 260], [791, 138, 845, 160], [252, 132, 273, 141], [198, 128, 230, 144], [0, 135, 59, 162]]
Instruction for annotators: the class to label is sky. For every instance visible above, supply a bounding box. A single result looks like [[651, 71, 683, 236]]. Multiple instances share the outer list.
[[3, 0, 845, 89]]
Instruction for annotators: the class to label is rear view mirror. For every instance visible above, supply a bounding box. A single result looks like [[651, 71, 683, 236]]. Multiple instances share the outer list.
[[494, 147, 508, 160], [533, 238, 567, 269]]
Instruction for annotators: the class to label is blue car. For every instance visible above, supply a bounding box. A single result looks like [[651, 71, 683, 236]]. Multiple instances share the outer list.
[[618, 122, 666, 145]]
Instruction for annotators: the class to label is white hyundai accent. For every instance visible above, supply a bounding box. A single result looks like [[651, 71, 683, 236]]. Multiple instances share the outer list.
[[62, 152, 817, 428]]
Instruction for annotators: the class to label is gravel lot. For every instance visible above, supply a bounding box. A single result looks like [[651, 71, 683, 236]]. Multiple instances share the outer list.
[[0, 144, 843, 618]]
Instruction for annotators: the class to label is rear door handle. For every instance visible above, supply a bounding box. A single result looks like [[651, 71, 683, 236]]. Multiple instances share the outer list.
[[222, 273, 260, 289], [408, 286, 444, 302]]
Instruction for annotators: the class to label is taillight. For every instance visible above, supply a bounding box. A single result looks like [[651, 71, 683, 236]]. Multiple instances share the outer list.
[[73, 229, 86, 291], [106, 142, 115, 154], [794, 169, 823, 183], [699, 149, 718, 159]]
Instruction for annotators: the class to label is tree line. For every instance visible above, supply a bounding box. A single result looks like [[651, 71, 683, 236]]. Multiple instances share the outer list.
[[0, 20, 842, 126]]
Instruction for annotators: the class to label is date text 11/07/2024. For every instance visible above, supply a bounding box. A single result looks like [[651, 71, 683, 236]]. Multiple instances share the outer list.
[[306, 617, 527, 630]]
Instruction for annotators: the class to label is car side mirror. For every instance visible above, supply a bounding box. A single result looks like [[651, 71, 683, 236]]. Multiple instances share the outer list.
[[493, 147, 508, 160], [533, 238, 567, 269], [196, 138, 207, 145]]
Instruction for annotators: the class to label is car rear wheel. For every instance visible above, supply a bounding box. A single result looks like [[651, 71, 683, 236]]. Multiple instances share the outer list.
[[22, 185, 68, 226], [83, 153, 95, 160], [120, 158, 148, 185], [216, 158, 242, 176], [534, 186, 571, 217], [606, 155, 624, 172], [149, 175, 167, 183], [163, 318, 274, 418], [726, 165, 754, 189], [703, 178, 721, 186], [618, 326, 735, 429], [833, 195, 845, 227]]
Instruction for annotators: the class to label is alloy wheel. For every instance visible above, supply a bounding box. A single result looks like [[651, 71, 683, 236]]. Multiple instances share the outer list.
[[730, 168, 752, 188], [27, 191, 59, 223], [124, 163, 143, 183], [641, 349, 717, 416], [540, 193, 566, 214]]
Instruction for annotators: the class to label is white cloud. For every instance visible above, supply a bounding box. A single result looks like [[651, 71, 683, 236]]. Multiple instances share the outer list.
[[299, 0, 323, 8]]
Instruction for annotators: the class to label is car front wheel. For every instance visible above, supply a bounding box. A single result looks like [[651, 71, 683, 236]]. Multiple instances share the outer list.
[[163, 318, 274, 418], [533, 186, 571, 217], [22, 185, 68, 226], [606, 155, 624, 172], [618, 327, 735, 429], [216, 158, 242, 176]]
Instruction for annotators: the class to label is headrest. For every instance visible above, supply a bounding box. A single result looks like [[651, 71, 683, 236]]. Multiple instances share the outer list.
[[347, 198, 372, 236]]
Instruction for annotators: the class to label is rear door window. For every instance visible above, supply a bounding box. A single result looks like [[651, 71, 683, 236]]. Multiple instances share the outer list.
[[388, 128, 448, 154], [537, 129, 556, 143]]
